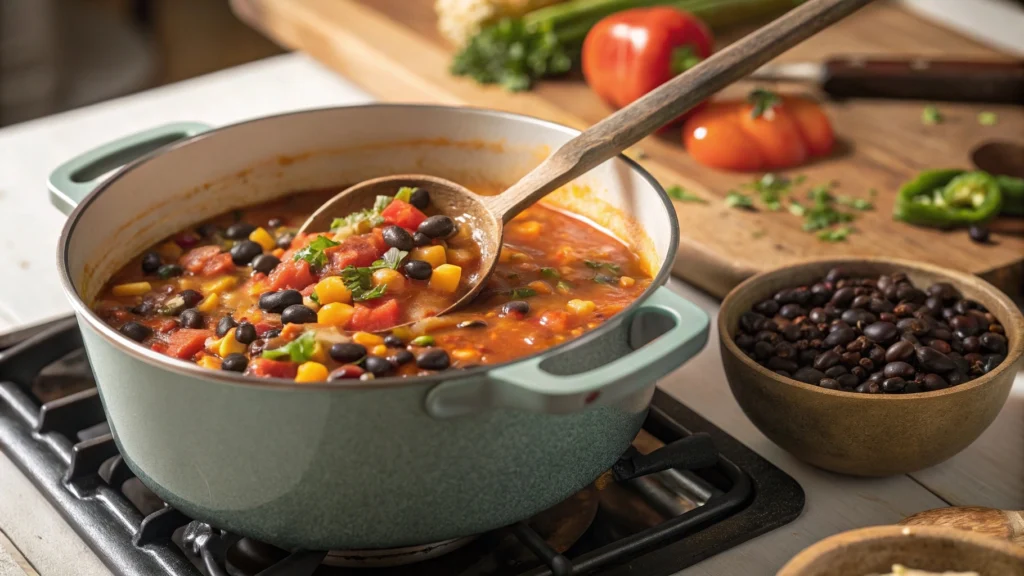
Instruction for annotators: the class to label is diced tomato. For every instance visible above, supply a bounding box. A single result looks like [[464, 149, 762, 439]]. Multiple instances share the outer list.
[[267, 260, 316, 291], [150, 341, 168, 354], [381, 199, 427, 231], [141, 317, 178, 333], [326, 234, 386, 273], [253, 322, 276, 336], [180, 246, 221, 274], [368, 228, 387, 252], [165, 329, 213, 360], [538, 310, 571, 333], [300, 284, 317, 297], [348, 299, 400, 332], [246, 358, 298, 379]]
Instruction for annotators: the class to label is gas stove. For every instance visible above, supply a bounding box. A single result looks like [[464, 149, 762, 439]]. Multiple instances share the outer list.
[[0, 316, 803, 576]]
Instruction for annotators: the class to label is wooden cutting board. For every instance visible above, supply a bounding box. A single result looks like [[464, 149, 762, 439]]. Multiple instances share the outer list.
[[231, 0, 1024, 298]]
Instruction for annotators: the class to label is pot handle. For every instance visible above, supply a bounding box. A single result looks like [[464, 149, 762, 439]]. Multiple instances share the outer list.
[[48, 122, 211, 215], [425, 286, 709, 418]]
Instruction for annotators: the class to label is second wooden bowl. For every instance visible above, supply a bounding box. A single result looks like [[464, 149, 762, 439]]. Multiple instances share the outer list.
[[719, 257, 1023, 476]]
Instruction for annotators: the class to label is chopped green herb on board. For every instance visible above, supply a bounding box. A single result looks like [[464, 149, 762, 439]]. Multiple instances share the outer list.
[[725, 191, 754, 209], [666, 185, 708, 204], [922, 105, 943, 125], [977, 112, 998, 126]]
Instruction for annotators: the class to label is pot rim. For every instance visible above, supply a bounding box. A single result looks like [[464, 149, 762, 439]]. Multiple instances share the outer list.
[[57, 103, 680, 391], [718, 255, 1024, 401]]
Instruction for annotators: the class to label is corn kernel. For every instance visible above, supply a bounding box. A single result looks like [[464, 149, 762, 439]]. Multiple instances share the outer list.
[[202, 276, 238, 294], [197, 355, 222, 370], [446, 248, 478, 267], [317, 302, 354, 328], [295, 361, 329, 383], [176, 277, 201, 291], [567, 299, 596, 316], [217, 328, 247, 357], [452, 348, 479, 362], [391, 326, 413, 342], [313, 276, 351, 305], [353, 331, 384, 347], [156, 242, 182, 260], [372, 268, 406, 293], [429, 264, 462, 293], [249, 227, 277, 251], [527, 280, 552, 294], [311, 341, 329, 364], [511, 220, 542, 237], [112, 282, 152, 297], [371, 344, 388, 357], [247, 281, 266, 296], [619, 276, 636, 288], [197, 293, 220, 313], [272, 248, 285, 258], [411, 245, 446, 269]]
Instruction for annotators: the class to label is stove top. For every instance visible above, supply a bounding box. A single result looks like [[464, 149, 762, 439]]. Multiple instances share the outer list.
[[0, 317, 804, 576]]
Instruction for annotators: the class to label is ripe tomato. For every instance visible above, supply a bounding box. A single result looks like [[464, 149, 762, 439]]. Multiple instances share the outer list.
[[381, 199, 427, 231], [683, 90, 834, 172], [582, 7, 713, 115]]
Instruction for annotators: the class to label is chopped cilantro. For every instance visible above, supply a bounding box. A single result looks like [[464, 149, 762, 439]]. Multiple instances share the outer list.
[[330, 194, 394, 232], [817, 226, 853, 242], [340, 265, 388, 302], [977, 112, 997, 126], [788, 201, 807, 216], [293, 235, 340, 268], [747, 173, 796, 210], [556, 280, 572, 292], [584, 260, 621, 275], [262, 331, 317, 363], [725, 191, 754, 209], [540, 267, 560, 279], [355, 284, 387, 301], [509, 287, 537, 298], [836, 196, 874, 210], [370, 247, 408, 271], [666, 185, 708, 204], [922, 105, 943, 125]]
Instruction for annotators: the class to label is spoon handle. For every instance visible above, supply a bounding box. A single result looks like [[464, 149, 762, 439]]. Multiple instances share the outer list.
[[486, 0, 875, 223], [899, 507, 1024, 546]]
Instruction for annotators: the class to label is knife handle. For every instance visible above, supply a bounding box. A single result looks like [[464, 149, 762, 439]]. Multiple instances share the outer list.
[[823, 58, 1024, 104]]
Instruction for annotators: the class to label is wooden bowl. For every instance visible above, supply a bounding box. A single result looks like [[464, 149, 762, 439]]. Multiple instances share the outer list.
[[777, 525, 1024, 576], [719, 257, 1023, 476]]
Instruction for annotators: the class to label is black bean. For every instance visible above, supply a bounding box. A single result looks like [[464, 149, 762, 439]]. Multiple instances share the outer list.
[[883, 361, 916, 379], [981, 354, 1004, 374], [791, 287, 812, 305], [131, 301, 155, 316], [330, 343, 367, 364], [824, 365, 848, 378], [782, 325, 802, 342], [948, 352, 970, 374], [954, 299, 977, 315], [968, 225, 990, 244], [923, 296, 943, 316], [412, 232, 432, 247], [896, 285, 926, 304], [263, 328, 281, 340], [916, 346, 956, 372], [884, 285, 901, 303], [235, 322, 258, 344], [416, 348, 450, 371], [903, 381, 922, 393], [858, 357, 875, 372], [882, 377, 906, 393], [774, 288, 800, 304], [382, 225, 414, 251], [221, 353, 248, 372], [179, 308, 204, 329], [739, 312, 766, 333], [281, 305, 317, 324], [961, 335, 980, 353], [383, 334, 404, 347], [950, 315, 979, 336], [767, 357, 799, 372], [823, 303, 840, 319], [403, 260, 433, 280], [901, 333, 920, 345], [824, 267, 846, 284], [896, 318, 928, 336], [805, 327, 824, 341], [867, 372, 886, 385], [774, 341, 797, 359], [979, 332, 1007, 355], [867, 346, 887, 366], [796, 349, 816, 365], [390, 349, 415, 366], [819, 378, 840, 390], [839, 309, 865, 325], [823, 327, 856, 348], [927, 282, 961, 303], [119, 321, 152, 342], [947, 371, 967, 386], [457, 319, 488, 329], [830, 320, 851, 332], [252, 254, 281, 275], [862, 321, 899, 344], [141, 252, 162, 274], [924, 339, 951, 355], [755, 330, 778, 344], [930, 327, 952, 341], [850, 366, 869, 381], [229, 241, 263, 265], [196, 223, 220, 238], [779, 304, 805, 320], [831, 287, 856, 307], [810, 283, 833, 304], [854, 381, 880, 394], [753, 341, 773, 361], [753, 299, 779, 316], [841, 351, 862, 366], [216, 316, 237, 337], [847, 336, 870, 353], [884, 340, 915, 363], [417, 215, 456, 239], [836, 374, 860, 389], [178, 290, 202, 308], [501, 300, 530, 317], [225, 222, 256, 240], [851, 295, 871, 309], [408, 187, 430, 210], [792, 366, 826, 384], [807, 308, 828, 324], [762, 320, 780, 332], [876, 275, 894, 290], [813, 350, 841, 370], [364, 356, 393, 376], [258, 289, 303, 313], [920, 373, 949, 391], [276, 232, 296, 250]]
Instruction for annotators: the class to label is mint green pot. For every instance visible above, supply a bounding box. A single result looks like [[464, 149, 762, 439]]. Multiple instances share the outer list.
[[48, 106, 709, 551]]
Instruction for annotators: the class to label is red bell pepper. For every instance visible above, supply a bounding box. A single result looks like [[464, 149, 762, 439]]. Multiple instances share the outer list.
[[164, 329, 213, 360], [349, 299, 401, 332], [582, 7, 713, 114]]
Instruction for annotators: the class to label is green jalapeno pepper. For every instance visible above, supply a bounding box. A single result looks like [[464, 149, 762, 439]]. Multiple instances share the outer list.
[[893, 169, 1002, 228], [996, 174, 1024, 217]]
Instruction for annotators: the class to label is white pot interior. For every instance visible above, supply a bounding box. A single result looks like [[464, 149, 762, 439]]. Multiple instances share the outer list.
[[63, 106, 674, 302]]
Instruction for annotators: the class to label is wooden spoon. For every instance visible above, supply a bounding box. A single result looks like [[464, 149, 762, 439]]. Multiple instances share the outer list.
[[300, 0, 875, 327], [899, 506, 1024, 546]]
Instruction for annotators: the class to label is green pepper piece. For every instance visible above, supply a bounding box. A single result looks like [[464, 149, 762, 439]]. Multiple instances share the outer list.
[[996, 175, 1024, 217], [893, 169, 1001, 228]]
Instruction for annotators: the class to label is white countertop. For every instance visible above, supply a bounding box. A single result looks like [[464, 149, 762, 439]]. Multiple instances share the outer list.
[[0, 53, 1020, 576]]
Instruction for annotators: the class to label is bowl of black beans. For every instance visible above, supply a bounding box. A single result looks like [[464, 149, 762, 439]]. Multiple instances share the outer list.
[[719, 257, 1023, 476]]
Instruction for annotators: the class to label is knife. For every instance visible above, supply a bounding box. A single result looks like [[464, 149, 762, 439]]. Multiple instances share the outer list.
[[748, 57, 1024, 103]]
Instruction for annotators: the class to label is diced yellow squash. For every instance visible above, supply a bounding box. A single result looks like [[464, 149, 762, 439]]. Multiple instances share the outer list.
[[510, 220, 542, 237], [372, 268, 406, 293], [391, 326, 413, 342], [619, 276, 636, 288], [112, 282, 152, 297], [310, 341, 329, 364], [446, 248, 478, 267], [313, 276, 351, 305], [197, 293, 219, 313], [429, 264, 462, 293], [202, 276, 238, 294], [197, 355, 222, 370], [217, 328, 247, 357], [295, 362, 329, 383], [567, 299, 596, 316], [176, 277, 201, 291], [527, 280, 552, 294], [353, 331, 384, 347], [411, 245, 446, 269], [156, 242, 182, 260], [247, 281, 267, 296], [371, 344, 388, 357], [248, 227, 277, 251], [318, 302, 354, 328]]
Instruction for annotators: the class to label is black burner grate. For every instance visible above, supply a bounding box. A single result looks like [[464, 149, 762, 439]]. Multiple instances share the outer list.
[[0, 317, 804, 576]]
